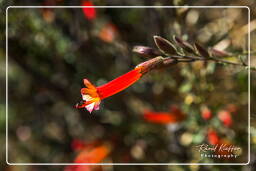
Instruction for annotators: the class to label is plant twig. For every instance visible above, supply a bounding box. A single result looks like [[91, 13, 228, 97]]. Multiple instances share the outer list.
[[134, 35, 256, 71]]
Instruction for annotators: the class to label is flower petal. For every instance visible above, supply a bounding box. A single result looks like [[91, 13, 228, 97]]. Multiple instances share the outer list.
[[85, 102, 96, 113], [94, 101, 100, 111], [82, 94, 93, 101], [76, 68, 143, 113], [83, 79, 96, 89], [75, 101, 88, 109]]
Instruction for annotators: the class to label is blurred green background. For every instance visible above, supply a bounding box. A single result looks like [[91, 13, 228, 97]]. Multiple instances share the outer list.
[[1, 0, 256, 171]]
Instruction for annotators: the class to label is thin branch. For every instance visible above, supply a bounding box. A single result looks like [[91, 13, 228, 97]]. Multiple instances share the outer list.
[[134, 35, 256, 71], [167, 55, 256, 71], [137, 55, 256, 73]]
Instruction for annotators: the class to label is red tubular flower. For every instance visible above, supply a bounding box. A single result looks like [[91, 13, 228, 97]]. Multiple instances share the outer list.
[[75, 67, 143, 113], [143, 105, 185, 124], [75, 57, 165, 113], [81, 1, 96, 20]]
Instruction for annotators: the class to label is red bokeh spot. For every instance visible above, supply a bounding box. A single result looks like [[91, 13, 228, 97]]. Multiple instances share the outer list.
[[201, 107, 212, 120], [207, 129, 220, 145], [143, 106, 186, 124], [74, 145, 109, 163], [218, 110, 233, 127], [81, 1, 96, 20], [98, 23, 118, 43], [226, 104, 237, 114], [71, 139, 86, 151]]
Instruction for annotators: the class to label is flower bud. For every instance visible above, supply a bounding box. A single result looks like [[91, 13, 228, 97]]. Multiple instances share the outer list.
[[133, 46, 161, 58], [136, 56, 164, 74]]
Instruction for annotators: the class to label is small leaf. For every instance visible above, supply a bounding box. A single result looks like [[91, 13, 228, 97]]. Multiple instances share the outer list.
[[173, 36, 196, 55], [210, 48, 230, 57], [194, 42, 210, 58], [153, 36, 178, 55], [132, 46, 161, 58]]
